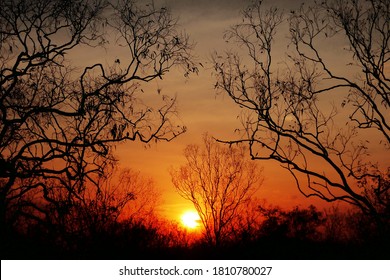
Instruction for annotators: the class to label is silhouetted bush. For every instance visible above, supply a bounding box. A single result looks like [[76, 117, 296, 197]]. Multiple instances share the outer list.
[[2, 202, 390, 259]]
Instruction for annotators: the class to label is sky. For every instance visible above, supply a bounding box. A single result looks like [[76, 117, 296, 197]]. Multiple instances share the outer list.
[[109, 0, 337, 222], [78, 0, 390, 222]]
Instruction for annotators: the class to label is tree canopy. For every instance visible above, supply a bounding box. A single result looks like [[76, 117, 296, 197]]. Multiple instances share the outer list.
[[0, 0, 196, 232]]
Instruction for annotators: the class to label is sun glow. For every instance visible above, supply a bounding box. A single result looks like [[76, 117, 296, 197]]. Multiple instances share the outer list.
[[181, 210, 201, 229]]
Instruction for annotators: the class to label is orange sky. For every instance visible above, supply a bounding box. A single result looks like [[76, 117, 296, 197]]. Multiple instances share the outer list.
[[111, 0, 339, 222], [72, 0, 388, 222]]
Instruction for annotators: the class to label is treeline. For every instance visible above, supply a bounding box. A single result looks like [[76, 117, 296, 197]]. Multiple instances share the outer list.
[[2, 203, 389, 259]]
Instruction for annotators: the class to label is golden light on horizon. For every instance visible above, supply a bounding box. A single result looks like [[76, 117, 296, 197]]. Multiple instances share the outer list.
[[181, 210, 201, 229]]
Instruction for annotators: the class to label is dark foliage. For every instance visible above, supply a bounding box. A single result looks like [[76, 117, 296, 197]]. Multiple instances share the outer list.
[[2, 205, 389, 260]]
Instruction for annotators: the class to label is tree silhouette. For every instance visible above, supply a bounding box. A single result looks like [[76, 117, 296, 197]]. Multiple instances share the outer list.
[[53, 166, 160, 253], [0, 0, 196, 235], [47, 165, 158, 236], [213, 0, 389, 219], [170, 134, 263, 246], [258, 204, 324, 241]]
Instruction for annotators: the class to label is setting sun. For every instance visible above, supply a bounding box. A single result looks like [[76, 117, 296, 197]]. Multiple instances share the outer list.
[[181, 210, 201, 229]]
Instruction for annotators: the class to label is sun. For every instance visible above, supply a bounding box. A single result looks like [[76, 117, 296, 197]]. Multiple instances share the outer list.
[[181, 210, 201, 229]]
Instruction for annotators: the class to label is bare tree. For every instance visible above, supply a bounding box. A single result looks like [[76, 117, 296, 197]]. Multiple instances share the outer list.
[[94, 167, 160, 223], [212, 0, 389, 220], [39, 165, 160, 248], [0, 0, 196, 234], [170, 135, 263, 246]]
